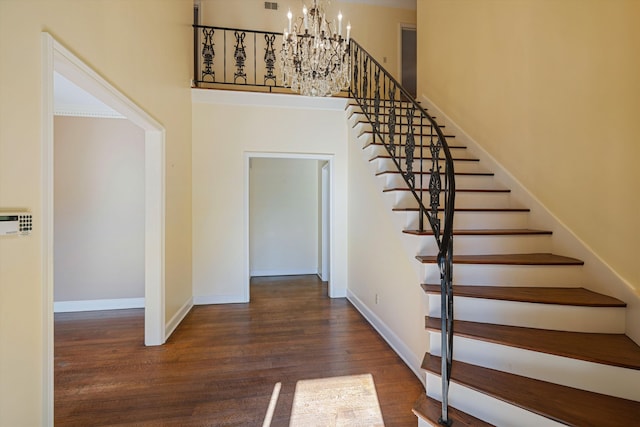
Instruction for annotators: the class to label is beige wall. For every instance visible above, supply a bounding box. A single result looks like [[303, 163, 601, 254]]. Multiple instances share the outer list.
[[192, 90, 349, 304], [199, 0, 416, 80], [54, 116, 145, 303], [417, 0, 640, 292], [0, 1, 193, 425]]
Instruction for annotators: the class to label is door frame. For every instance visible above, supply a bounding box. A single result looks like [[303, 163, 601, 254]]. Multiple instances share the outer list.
[[244, 152, 335, 299], [398, 23, 417, 96], [321, 162, 330, 281], [41, 32, 166, 425]]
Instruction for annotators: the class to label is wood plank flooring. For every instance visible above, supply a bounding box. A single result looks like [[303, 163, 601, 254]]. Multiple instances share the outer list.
[[55, 275, 423, 426]]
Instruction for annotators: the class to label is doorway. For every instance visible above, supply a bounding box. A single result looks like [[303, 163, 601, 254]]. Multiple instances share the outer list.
[[400, 26, 417, 98], [245, 153, 333, 300], [42, 33, 166, 424]]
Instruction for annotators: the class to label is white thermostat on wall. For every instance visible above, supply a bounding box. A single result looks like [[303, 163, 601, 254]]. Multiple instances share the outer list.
[[0, 211, 33, 236]]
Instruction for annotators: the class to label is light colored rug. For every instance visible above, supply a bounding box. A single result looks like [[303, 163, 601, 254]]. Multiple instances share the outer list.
[[289, 374, 385, 427]]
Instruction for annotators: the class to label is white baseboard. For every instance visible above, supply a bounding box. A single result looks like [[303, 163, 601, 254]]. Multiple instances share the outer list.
[[193, 294, 249, 305], [250, 269, 318, 277], [165, 297, 193, 339], [347, 289, 424, 385], [54, 297, 144, 313]]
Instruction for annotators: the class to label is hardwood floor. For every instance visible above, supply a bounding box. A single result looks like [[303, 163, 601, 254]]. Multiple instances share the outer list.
[[55, 275, 423, 426]]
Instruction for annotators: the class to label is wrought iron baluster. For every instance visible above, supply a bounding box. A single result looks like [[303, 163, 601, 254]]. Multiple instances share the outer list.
[[352, 48, 359, 99], [429, 136, 443, 241], [201, 28, 215, 82], [373, 68, 381, 135], [264, 34, 277, 85], [362, 57, 369, 114], [404, 105, 416, 188], [234, 31, 247, 83], [388, 85, 397, 158]]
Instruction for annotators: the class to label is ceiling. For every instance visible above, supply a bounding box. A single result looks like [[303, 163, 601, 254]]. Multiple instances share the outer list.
[[54, 72, 124, 119]]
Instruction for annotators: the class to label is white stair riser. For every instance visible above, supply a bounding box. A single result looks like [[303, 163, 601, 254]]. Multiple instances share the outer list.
[[397, 210, 530, 230], [364, 142, 473, 160], [380, 173, 499, 190], [414, 234, 552, 256], [422, 263, 585, 287], [388, 190, 514, 210], [426, 372, 563, 427], [429, 334, 640, 401], [371, 157, 483, 174], [427, 295, 625, 333]]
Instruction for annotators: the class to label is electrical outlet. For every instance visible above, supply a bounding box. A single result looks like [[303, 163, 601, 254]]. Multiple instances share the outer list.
[[375, 294, 379, 304]]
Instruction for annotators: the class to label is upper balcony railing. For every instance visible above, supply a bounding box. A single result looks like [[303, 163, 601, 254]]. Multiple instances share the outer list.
[[192, 24, 349, 96], [192, 23, 456, 427]]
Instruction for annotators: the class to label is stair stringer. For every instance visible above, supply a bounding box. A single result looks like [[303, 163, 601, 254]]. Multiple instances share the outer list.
[[419, 93, 640, 345]]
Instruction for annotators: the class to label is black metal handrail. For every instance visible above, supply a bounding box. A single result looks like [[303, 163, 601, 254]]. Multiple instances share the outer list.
[[349, 40, 456, 426]]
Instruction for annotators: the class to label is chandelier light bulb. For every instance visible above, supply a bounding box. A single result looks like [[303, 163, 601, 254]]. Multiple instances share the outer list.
[[280, 0, 351, 97]]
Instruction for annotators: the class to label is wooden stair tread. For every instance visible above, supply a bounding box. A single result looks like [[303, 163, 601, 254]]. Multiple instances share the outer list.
[[425, 317, 639, 370], [421, 284, 626, 307], [405, 228, 551, 236], [364, 141, 466, 149], [394, 207, 530, 213], [413, 393, 494, 427], [376, 170, 494, 177], [385, 188, 510, 193], [357, 118, 446, 128], [359, 129, 456, 138], [369, 154, 477, 162], [416, 253, 584, 265], [423, 353, 640, 426]]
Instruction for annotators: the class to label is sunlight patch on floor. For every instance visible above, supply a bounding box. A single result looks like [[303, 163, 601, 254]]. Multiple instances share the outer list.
[[262, 382, 282, 427], [289, 374, 384, 427]]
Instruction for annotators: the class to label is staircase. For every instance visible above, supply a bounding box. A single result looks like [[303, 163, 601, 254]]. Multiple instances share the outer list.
[[347, 100, 640, 426]]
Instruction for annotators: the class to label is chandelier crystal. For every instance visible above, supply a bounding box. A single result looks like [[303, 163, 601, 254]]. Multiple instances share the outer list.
[[280, 0, 351, 97]]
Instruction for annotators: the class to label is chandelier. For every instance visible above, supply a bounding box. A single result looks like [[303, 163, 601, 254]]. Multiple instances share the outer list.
[[280, 0, 351, 97]]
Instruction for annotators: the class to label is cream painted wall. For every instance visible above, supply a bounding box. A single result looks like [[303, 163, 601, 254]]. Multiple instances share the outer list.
[[346, 124, 427, 372], [199, 0, 416, 80], [54, 116, 144, 303], [417, 0, 640, 292], [249, 158, 319, 276], [192, 90, 348, 303], [0, 1, 192, 424]]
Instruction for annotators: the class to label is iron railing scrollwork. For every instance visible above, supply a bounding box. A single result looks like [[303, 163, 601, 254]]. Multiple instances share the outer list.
[[193, 25, 287, 92], [349, 39, 456, 427]]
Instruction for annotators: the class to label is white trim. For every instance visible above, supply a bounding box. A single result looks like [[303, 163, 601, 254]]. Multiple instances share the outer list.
[[42, 32, 167, 426], [194, 294, 249, 305], [192, 88, 348, 111], [321, 162, 330, 282], [347, 289, 424, 385], [165, 297, 194, 338], [250, 269, 319, 277], [54, 298, 145, 313], [41, 32, 55, 427], [245, 152, 338, 302], [340, 0, 416, 10], [54, 105, 126, 119]]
